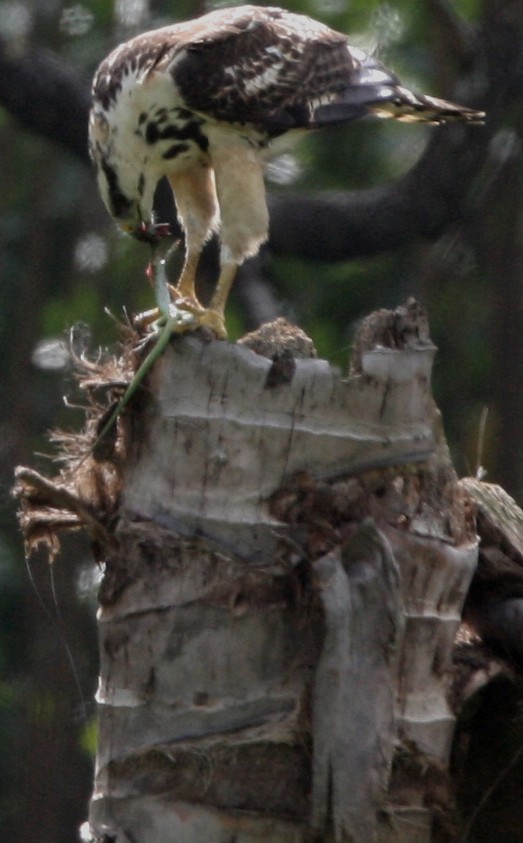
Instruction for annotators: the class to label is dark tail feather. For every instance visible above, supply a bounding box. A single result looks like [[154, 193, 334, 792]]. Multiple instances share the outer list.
[[312, 85, 484, 126], [311, 49, 484, 127], [369, 87, 485, 124]]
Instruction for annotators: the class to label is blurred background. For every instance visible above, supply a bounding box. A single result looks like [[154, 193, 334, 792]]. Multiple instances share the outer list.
[[0, 0, 521, 840]]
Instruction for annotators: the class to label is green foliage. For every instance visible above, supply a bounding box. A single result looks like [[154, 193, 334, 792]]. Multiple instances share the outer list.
[[80, 717, 99, 757]]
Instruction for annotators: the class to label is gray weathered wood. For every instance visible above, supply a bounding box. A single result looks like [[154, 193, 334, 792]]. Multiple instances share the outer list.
[[82, 311, 477, 842], [13, 305, 480, 843], [121, 334, 437, 565], [312, 521, 402, 843]]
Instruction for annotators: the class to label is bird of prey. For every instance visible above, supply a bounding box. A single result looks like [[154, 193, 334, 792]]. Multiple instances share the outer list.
[[89, 4, 484, 338]]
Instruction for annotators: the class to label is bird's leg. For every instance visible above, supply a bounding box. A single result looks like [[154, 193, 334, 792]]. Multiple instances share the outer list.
[[204, 133, 269, 339], [200, 263, 238, 339], [167, 165, 219, 314], [173, 251, 205, 316]]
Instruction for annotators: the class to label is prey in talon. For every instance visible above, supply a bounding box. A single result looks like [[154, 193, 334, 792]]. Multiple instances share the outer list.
[[135, 241, 201, 336], [89, 5, 484, 342], [85, 235, 202, 461]]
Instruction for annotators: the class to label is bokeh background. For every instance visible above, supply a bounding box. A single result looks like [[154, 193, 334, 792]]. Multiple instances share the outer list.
[[0, 0, 522, 840]]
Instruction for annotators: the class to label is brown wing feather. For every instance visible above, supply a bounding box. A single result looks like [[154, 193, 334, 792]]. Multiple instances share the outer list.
[[93, 5, 484, 131], [168, 6, 355, 132]]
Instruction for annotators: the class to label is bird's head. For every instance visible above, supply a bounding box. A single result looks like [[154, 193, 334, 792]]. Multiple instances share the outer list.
[[89, 109, 169, 243], [94, 154, 154, 238], [93, 156, 173, 244]]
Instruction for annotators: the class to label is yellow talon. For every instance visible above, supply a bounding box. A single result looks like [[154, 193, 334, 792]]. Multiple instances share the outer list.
[[172, 295, 205, 316], [133, 304, 227, 340], [197, 309, 228, 339]]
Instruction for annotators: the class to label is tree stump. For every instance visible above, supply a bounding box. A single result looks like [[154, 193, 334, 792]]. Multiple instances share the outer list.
[[15, 302, 479, 842]]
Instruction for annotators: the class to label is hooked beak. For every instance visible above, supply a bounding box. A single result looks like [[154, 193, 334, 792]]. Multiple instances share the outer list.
[[124, 220, 173, 245]]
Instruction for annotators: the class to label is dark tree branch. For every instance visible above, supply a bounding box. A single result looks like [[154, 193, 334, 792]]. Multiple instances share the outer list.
[[426, 0, 480, 66], [267, 124, 488, 260], [0, 37, 91, 164]]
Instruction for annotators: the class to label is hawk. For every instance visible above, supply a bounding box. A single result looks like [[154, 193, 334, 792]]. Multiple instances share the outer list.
[[89, 4, 484, 338]]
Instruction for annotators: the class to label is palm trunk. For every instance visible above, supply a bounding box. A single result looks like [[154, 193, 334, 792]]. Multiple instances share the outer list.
[[16, 302, 479, 842], [85, 303, 477, 842]]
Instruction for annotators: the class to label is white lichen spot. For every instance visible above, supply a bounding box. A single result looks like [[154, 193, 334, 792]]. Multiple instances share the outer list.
[[60, 4, 94, 37], [115, 0, 148, 29], [74, 233, 109, 272], [0, 1, 31, 40], [266, 153, 302, 186], [31, 339, 70, 371]]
